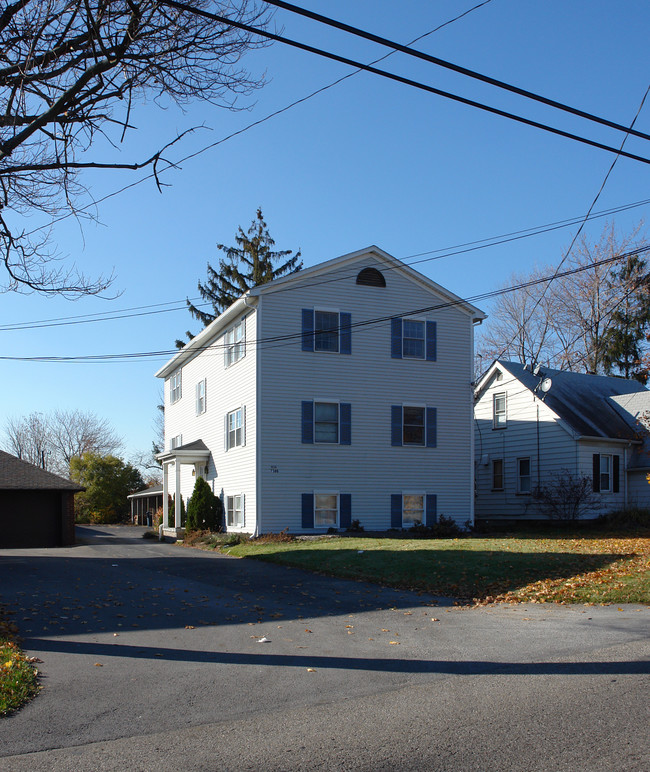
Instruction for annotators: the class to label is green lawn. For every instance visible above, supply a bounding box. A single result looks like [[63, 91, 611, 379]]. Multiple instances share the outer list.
[[222, 534, 650, 605]]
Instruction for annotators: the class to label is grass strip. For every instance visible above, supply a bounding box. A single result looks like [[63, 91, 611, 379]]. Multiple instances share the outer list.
[[220, 534, 650, 605]]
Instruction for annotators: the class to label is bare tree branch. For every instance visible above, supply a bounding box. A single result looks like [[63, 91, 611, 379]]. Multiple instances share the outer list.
[[0, 0, 270, 295]]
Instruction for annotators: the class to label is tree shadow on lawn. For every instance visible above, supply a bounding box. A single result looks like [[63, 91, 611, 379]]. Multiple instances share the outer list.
[[253, 546, 633, 599]]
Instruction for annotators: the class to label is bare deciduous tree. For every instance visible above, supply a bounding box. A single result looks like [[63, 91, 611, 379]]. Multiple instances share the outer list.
[[0, 0, 269, 296], [4, 409, 122, 475], [476, 222, 648, 374]]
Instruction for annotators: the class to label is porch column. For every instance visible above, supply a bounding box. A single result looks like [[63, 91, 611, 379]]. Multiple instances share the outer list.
[[174, 460, 181, 529], [162, 462, 169, 527]]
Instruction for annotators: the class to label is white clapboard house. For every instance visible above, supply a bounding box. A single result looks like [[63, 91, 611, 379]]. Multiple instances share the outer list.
[[474, 360, 650, 521], [156, 246, 486, 537]]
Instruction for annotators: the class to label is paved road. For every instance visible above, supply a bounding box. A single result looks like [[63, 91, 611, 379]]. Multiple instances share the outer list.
[[0, 525, 648, 771]]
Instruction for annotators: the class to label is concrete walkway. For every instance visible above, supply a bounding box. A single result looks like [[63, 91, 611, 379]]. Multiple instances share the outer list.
[[0, 525, 648, 771]]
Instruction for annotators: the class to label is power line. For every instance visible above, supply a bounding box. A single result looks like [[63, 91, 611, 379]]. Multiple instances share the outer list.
[[264, 0, 650, 144], [5, 243, 649, 364], [161, 0, 650, 166], [20, 3, 494, 242], [492, 83, 650, 363], [5, 194, 650, 333]]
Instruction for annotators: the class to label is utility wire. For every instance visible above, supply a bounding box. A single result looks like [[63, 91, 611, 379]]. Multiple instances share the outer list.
[[20, 2, 494, 242], [5, 243, 649, 363], [492, 83, 650, 364], [5, 195, 650, 333], [264, 0, 650, 143], [161, 0, 650, 166]]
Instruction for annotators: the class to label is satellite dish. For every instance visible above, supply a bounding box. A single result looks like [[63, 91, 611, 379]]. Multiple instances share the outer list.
[[540, 377, 552, 393]]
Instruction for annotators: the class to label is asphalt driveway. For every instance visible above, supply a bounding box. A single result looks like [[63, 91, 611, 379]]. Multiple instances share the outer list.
[[0, 525, 648, 771]]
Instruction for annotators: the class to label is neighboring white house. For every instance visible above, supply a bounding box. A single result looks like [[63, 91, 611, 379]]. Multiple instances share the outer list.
[[474, 360, 650, 520], [156, 246, 486, 536]]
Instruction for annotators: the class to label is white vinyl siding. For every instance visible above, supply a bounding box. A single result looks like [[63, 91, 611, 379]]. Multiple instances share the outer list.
[[257, 253, 476, 531]]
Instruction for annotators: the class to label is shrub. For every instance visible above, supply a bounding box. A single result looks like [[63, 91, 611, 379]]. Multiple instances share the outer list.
[[167, 495, 186, 528], [346, 519, 365, 533], [596, 506, 650, 531], [253, 528, 294, 544], [185, 477, 222, 533], [408, 515, 463, 538], [533, 471, 597, 520]]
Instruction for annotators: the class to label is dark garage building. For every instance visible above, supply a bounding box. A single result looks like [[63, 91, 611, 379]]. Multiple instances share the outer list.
[[0, 450, 83, 548]]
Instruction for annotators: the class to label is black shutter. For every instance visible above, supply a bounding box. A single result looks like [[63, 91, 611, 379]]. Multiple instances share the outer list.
[[592, 454, 600, 493], [613, 455, 620, 493]]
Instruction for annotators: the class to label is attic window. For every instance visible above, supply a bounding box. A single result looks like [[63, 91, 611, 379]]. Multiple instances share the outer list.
[[356, 267, 386, 287]]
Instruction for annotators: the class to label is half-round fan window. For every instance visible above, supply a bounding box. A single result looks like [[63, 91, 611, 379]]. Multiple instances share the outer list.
[[356, 267, 386, 287]]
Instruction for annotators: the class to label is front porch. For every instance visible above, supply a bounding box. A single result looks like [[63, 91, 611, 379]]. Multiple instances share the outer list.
[[156, 439, 210, 539]]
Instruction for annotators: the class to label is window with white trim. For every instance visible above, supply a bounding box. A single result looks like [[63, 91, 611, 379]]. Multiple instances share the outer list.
[[314, 492, 339, 527], [517, 457, 531, 494], [224, 319, 245, 367], [170, 370, 182, 404], [314, 402, 339, 443], [600, 454, 612, 492], [403, 406, 425, 445], [195, 379, 206, 415], [402, 320, 425, 359], [492, 459, 504, 490], [314, 310, 340, 352], [227, 494, 244, 527], [226, 407, 244, 449], [493, 392, 506, 429], [170, 434, 182, 450], [402, 493, 425, 526]]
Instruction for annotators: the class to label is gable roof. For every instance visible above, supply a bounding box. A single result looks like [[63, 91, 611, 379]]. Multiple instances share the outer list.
[[250, 245, 486, 320], [478, 360, 649, 441], [0, 450, 84, 491], [156, 246, 486, 379]]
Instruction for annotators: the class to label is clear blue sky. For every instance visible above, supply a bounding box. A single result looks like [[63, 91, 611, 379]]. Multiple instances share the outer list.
[[3, 0, 650, 466]]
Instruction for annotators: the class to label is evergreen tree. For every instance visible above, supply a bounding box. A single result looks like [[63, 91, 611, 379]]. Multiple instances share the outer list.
[[177, 208, 302, 347], [186, 477, 222, 532], [602, 255, 650, 382]]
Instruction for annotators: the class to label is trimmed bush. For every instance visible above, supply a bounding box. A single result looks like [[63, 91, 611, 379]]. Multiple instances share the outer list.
[[186, 477, 222, 533]]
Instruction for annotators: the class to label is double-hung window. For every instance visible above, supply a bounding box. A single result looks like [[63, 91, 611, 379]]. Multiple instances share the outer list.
[[492, 459, 504, 490], [592, 453, 619, 493], [170, 434, 182, 450], [391, 318, 436, 360], [302, 309, 352, 354], [170, 371, 182, 404], [517, 457, 531, 494], [599, 454, 611, 492], [493, 393, 507, 429], [226, 407, 244, 450], [302, 492, 352, 529], [391, 405, 437, 447], [301, 401, 351, 445], [391, 493, 437, 527], [224, 319, 245, 367], [195, 379, 206, 415], [227, 494, 244, 527]]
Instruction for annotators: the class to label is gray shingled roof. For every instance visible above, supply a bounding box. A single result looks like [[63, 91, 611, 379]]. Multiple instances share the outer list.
[[499, 361, 649, 441], [0, 450, 84, 491]]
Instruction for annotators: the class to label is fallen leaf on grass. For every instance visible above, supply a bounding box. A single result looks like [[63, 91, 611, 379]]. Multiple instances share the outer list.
[[389, 641, 400, 645]]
